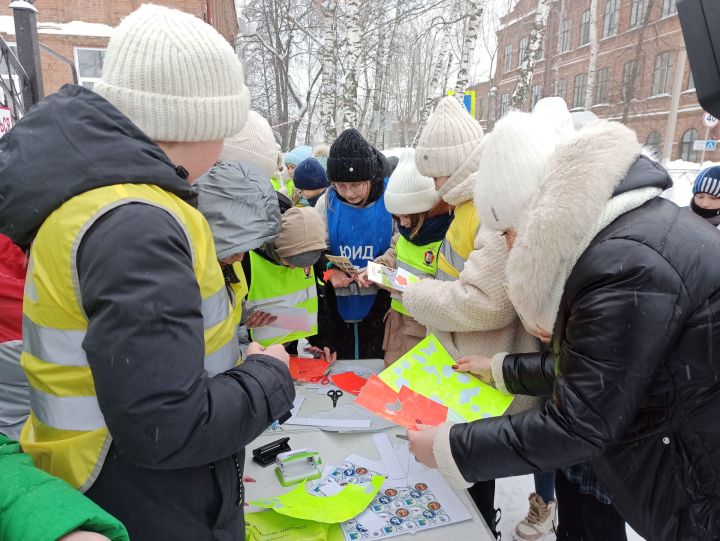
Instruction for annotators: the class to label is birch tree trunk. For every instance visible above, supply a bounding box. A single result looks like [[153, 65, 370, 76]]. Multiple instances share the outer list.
[[454, 0, 485, 99], [342, 0, 362, 129], [510, 0, 552, 110], [321, 0, 337, 141], [412, 32, 451, 147], [584, 0, 599, 110], [553, 0, 566, 98]]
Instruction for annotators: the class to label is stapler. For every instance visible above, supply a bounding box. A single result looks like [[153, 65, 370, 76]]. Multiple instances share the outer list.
[[274, 448, 322, 487], [252, 437, 291, 467]]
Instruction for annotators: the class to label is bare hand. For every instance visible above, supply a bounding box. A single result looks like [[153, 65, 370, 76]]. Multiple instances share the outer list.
[[328, 270, 353, 288], [530, 325, 552, 344], [245, 311, 277, 329], [59, 533, 111, 541], [355, 269, 372, 288], [304, 345, 337, 363], [407, 425, 438, 468], [453, 355, 494, 385], [246, 342, 290, 368]]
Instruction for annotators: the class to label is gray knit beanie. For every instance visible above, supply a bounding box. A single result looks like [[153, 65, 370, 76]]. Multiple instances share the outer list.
[[415, 96, 485, 178], [94, 4, 250, 142]]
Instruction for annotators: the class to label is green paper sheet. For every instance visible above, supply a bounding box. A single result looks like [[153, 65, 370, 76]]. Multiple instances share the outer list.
[[244, 511, 345, 541], [378, 334, 514, 421], [249, 475, 384, 524]]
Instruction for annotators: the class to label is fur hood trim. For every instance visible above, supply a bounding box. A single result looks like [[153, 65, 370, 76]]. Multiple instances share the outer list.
[[506, 120, 645, 332]]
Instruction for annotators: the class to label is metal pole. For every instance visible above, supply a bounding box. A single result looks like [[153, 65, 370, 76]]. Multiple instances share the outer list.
[[662, 48, 687, 164], [701, 125, 710, 164], [11, 0, 44, 110]]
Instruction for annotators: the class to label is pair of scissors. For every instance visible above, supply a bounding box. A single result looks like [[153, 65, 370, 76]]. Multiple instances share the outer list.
[[327, 389, 344, 407], [310, 366, 332, 385]]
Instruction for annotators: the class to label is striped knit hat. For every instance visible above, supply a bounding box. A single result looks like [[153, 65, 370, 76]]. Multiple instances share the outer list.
[[693, 166, 720, 197]]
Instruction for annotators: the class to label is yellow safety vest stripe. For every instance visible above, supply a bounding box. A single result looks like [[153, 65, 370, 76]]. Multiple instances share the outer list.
[[391, 236, 442, 316], [436, 200, 480, 281]]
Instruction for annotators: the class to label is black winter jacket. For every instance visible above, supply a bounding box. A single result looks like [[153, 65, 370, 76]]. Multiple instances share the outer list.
[[0, 85, 296, 541], [451, 165, 720, 539]]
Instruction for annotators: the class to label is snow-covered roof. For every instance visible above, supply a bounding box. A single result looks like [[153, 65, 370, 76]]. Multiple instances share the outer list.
[[0, 16, 113, 38]]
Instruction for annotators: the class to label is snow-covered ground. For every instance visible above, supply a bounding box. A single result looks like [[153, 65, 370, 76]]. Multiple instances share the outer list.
[[495, 475, 644, 540]]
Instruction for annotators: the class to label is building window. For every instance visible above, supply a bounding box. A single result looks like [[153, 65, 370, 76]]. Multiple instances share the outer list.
[[573, 73, 588, 109], [603, 0, 619, 38], [630, 0, 648, 28], [74, 48, 106, 90], [663, 0, 677, 17], [519, 37, 529, 67], [688, 70, 695, 91], [580, 10, 591, 46], [531, 84, 543, 109], [595, 67, 611, 104], [651, 51, 674, 96], [558, 18, 572, 53], [555, 79, 566, 101], [681, 128, 699, 162], [503, 43, 513, 73], [646, 130, 662, 156], [500, 93, 510, 117], [622, 60, 638, 101]]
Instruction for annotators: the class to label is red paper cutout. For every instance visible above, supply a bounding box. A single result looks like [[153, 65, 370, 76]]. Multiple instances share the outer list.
[[330, 372, 369, 396], [289, 356, 331, 382], [354, 375, 448, 429]]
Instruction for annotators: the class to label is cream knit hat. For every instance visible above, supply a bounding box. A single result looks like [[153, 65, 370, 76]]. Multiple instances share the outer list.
[[384, 149, 439, 215], [415, 96, 485, 178], [219, 111, 280, 177], [474, 111, 558, 232], [94, 4, 250, 142]]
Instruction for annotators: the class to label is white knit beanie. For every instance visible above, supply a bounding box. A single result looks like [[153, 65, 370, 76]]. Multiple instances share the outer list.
[[219, 111, 280, 177], [94, 4, 250, 142], [473, 112, 558, 232], [415, 96, 485, 178], [384, 149, 439, 215]]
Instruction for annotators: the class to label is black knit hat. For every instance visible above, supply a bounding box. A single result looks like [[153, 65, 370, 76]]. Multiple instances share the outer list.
[[327, 129, 381, 183]]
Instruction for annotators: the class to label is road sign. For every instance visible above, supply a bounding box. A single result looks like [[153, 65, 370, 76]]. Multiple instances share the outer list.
[[0, 106, 12, 139], [446, 90, 477, 117], [693, 140, 717, 151], [704, 112, 719, 128]]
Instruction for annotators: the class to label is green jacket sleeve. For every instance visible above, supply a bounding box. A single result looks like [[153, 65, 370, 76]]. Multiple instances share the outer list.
[[0, 435, 129, 541]]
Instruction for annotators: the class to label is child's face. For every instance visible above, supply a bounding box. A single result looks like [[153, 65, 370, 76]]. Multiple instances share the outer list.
[[300, 187, 326, 200], [334, 181, 370, 205], [287, 164, 296, 179], [695, 193, 720, 210], [158, 140, 224, 183], [433, 176, 450, 190], [396, 214, 412, 228]]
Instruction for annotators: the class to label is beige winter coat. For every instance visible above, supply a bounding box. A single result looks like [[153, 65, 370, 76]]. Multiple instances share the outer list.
[[402, 170, 540, 414]]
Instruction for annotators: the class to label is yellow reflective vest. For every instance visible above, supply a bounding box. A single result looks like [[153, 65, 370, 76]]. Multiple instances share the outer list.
[[391, 236, 442, 316], [20, 183, 240, 491], [436, 200, 480, 281], [246, 251, 318, 346]]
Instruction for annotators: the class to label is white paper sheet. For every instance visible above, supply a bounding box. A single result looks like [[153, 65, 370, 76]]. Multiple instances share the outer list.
[[267, 307, 314, 332], [373, 433, 405, 481], [311, 454, 473, 541]]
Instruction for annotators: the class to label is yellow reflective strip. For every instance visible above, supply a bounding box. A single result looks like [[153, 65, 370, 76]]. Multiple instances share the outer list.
[[21, 352, 96, 397]]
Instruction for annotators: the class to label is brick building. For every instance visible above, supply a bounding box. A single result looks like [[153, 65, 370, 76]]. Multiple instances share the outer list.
[[1, 0, 238, 97], [469, 0, 712, 162]]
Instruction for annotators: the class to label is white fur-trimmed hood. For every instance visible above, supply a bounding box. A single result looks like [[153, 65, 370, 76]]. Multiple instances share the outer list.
[[506, 120, 658, 333]]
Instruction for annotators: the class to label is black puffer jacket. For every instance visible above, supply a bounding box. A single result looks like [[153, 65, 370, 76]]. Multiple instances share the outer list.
[[449, 122, 720, 540]]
